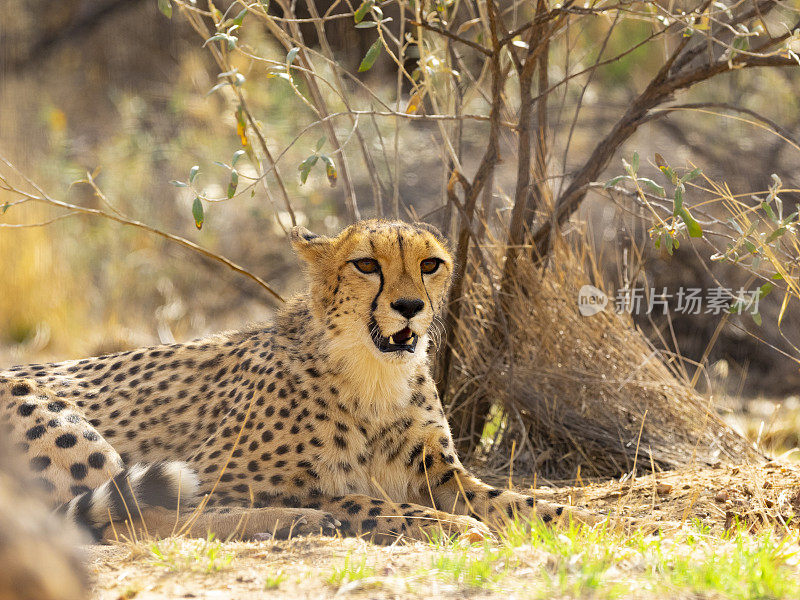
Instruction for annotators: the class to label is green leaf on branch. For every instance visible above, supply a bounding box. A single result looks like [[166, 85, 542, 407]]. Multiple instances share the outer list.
[[603, 175, 627, 189], [321, 155, 337, 187], [761, 201, 777, 222], [189, 166, 200, 183], [227, 170, 239, 198], [298, 155, 319, 184], [758, 282, 774, 299], [659, 165, 677, 185], [764, 227, 786, 244], [680, 167, 702, 184], [232, 150, 245, 167], [158, 0, 172, 18], [192, 197, 204, 230], [286, 47, 300, 66], [170, 180, 188, 187], [638, 178, 666, 197], [678, 207, 703, 237], [358, 39, 382, 72], [673, 185, 684, 215], [232, 7, 248, 26], [204, 33, 238, 50], [354, 0, 375, 23]]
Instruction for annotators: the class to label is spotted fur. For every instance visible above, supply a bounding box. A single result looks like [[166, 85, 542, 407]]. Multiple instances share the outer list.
[[0, 219, 604, 543]]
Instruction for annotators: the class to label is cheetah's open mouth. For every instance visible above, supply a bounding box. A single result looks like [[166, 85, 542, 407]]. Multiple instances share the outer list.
[[370, 321, 418, 353]]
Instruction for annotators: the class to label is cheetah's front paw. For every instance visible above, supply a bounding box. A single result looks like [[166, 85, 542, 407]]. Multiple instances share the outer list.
[[251, 508, 341, 540], [436, 513, 494, 543]]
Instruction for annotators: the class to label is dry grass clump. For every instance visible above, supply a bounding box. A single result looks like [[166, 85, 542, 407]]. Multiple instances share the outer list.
[[531, 462, 800, 533], [448, 239, 762, 481]]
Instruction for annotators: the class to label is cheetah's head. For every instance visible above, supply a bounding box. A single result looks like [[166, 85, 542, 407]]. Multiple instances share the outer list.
[[291, 219, 452, 365]]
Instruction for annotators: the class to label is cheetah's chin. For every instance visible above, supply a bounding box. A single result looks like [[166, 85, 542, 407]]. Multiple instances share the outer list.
[[370, 321, 418, 354]]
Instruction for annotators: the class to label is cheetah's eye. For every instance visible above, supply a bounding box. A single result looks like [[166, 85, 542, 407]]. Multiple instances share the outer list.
[[420, 258, 442, 275], [353, 258, 380, 274]]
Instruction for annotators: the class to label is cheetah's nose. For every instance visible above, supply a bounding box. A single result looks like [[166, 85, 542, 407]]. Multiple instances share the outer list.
[[390, 298, 425, 319]]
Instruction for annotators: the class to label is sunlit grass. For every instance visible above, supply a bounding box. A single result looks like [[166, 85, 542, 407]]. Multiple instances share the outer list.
[[421, 516, 800, 598], [430, 545, 512, 589], [326, 552, 375, 586], [262, 570, 287, 590], [149, 534, 235, 573]]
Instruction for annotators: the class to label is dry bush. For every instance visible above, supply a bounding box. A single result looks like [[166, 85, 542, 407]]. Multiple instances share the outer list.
[[448, 237, 762, 481]]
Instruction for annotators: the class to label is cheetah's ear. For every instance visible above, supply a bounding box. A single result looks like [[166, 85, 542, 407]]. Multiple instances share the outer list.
[[290, 226, 333, 262]]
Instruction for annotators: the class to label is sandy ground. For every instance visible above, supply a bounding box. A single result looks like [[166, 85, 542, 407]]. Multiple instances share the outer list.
[[85, 462, 800, 600]]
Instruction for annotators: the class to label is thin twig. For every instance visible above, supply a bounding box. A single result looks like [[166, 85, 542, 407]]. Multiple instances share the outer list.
[[0, 157, 284, 304]]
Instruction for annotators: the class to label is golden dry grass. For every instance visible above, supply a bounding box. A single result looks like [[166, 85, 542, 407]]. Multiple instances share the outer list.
[[0, 204, 92, 363]]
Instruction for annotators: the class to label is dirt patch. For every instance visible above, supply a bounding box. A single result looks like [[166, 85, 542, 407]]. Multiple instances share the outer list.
[[89, 537, 487, 600]]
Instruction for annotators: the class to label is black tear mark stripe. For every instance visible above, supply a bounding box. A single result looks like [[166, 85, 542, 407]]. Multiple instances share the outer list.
[[370, 268, 385, 314], [367, 238, 384, 313], [421, 276, 434, 313]]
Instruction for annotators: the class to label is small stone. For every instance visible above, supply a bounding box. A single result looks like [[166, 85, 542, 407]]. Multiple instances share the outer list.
[[714, 490, 729, 503], [656, 483, 672, 496]]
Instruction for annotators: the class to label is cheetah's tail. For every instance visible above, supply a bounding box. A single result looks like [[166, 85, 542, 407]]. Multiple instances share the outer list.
[[63, 461, 200, 538]]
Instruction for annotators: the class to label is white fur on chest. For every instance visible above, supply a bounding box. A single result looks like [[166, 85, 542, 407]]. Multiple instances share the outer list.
[[312, 329, 431, 501]]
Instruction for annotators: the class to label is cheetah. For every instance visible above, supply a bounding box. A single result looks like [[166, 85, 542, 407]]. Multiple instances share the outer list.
[[0, 219, 606, 543]]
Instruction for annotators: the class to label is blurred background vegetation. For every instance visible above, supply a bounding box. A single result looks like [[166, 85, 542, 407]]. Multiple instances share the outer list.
[[1, 0, 799, 476]]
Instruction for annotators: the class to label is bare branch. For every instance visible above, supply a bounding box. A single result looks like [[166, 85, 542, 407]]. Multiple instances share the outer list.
[[0, 157, 284, 304], [531, 29, 800, 262]]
